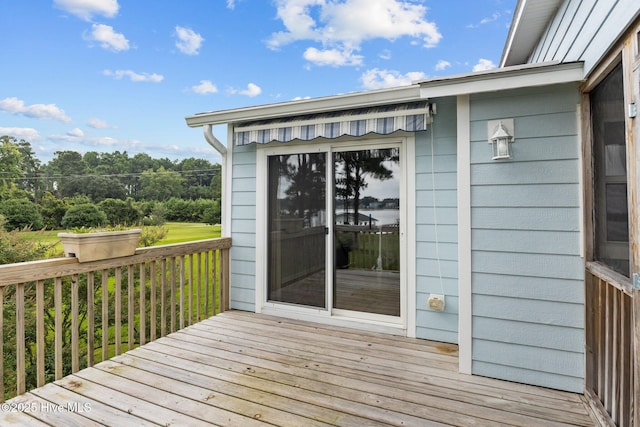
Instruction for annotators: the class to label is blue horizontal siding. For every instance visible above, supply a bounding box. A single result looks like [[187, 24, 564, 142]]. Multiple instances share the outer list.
[[471, 229, 580, 256], [472, 272, 584, 304], [230, 144, 257, 311], [414, 97, 458, 344], [468, 84, 584, 392], [530, 0, 639, 74]]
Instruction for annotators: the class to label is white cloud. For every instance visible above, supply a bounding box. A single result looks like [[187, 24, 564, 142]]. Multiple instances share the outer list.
[[435, 60, 451, 71], [87, 24, 129, 51], [360, 68, 427, 89], [468, 11, 503, 28], [228, 83, 262, 97], [50, 131, 119, 146], [240, 83, 262, 97], [192, 80, 219, 95], [103, 69, 164, 83], [472, 58, 497, 72], [67, 128, 85, 138], [379, 49, 392, 60], [175, 26, 204, 55], [54, 0, 119, 21], [227, 0, 237, 9], [480, 12, 501, 25], [0, 127, 41, 141], [267, 0, 441, 65], [303, 47, 363, 66], [87, 118, 114, 129], [0, 97, 72, 123]]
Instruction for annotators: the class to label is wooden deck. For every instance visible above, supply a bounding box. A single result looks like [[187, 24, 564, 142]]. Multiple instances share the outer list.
[[0, 311, 597, 426]]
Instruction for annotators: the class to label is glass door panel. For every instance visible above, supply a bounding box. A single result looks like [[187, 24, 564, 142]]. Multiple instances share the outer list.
[[267, 153, 327, 308], [333, 148, 401, 316]]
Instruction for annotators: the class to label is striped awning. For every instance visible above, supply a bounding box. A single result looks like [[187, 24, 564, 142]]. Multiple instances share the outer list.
[[234, 101, 430, 146]]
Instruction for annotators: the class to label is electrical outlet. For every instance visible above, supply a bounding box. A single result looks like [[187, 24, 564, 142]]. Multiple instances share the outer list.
[[428, 294, 445, 312]]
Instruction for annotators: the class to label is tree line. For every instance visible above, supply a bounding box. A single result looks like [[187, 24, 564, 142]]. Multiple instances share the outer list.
[[0, 135, 222, 231]]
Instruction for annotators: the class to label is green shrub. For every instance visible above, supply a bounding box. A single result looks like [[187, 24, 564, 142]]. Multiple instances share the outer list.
[[202, 199, 221, 225], [0, 217, 51, 264], [0, 199, 44, 231], [61, 204, 108, 229], [98, 197, 142, 226], [139, 226, 169, 247]]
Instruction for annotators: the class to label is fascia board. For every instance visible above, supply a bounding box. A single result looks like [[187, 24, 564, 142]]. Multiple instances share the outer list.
[[419, 62, 584, 98], [185, 85, 422, 127]]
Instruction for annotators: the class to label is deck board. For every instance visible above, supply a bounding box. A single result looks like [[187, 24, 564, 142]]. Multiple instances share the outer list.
[[0, 311, 597, 426]]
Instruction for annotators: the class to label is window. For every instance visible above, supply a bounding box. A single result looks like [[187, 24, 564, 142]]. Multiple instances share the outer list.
[[591, 62, 630, 276]]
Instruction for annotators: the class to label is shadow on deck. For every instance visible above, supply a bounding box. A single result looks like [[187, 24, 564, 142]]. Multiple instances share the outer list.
[[0, 311, 597, 426]]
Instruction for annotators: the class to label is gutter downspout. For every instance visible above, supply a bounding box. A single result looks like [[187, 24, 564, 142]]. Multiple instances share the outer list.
[[204, 124, 227, 156], [203, 124, 230, 238]]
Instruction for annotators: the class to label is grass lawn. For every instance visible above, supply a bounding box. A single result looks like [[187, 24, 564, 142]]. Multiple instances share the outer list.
[[19, 222, 222, 253]]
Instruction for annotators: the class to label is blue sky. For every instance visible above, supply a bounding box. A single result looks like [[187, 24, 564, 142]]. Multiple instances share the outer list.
[[0, 0, 516, 164]]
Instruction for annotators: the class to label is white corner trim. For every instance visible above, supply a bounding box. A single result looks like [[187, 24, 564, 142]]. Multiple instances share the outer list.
[[406, 135, 417, 338], [457, 95, 472, 374], [223, 126, 233, 238]]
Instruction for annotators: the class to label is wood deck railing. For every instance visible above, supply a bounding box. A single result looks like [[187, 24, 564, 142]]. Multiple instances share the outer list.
[[336, 224, 400, 271], [585, 261, 637, 427], [0, 237, 231, 402]]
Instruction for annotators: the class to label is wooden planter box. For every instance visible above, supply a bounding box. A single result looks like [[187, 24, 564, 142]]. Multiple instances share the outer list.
[[58, 229, 142, 263]]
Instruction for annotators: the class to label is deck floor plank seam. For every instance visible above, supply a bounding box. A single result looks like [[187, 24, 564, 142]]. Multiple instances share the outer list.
[[153, 326, 591, 426], [0, 311, 598, 426]]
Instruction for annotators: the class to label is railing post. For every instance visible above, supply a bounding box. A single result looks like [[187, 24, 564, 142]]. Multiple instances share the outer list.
[[633, 277, 639, 427], [220, 248, 230, 312]]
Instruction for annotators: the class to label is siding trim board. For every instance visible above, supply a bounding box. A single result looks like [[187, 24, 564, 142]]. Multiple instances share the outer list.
[[457, 95, 472, 374]]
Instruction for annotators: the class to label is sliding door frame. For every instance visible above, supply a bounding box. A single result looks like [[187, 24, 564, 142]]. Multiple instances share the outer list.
[[255, 135, 416, 336]]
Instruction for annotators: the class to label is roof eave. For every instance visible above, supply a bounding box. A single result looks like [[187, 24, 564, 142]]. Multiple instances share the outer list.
[[417, 61, 584, 98], [185, 84, 422, 128]]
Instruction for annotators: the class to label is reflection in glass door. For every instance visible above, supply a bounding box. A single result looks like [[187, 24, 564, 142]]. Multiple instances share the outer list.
[[267, 153, 327, 307], [333, 148, 401, 316]]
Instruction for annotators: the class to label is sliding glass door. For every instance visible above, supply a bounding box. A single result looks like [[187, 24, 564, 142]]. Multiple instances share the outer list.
[[333, 148, 401, 316], [266, 145, 401, 318], [267, 153, 327, 308]]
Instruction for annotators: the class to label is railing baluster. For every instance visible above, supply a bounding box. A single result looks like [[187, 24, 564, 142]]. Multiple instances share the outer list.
[[205, 251, 210, 317], [211, 250, 216, 314], [36, 280, 45, 387], [150, 261, 156, 342], [128, 266, 134, 351], [170, 257, 176, 333], [15, 282, 25, 395], [87, 272, 94, 368], [161, 259, 167, 337], [139, 263, 146, 346], [115, 267, 122, 356], [180, 256, 185, 330], [71, 274, 79, 373], [189, 253, 194, 326], [197, 252, 202, 322], [0, 287, 4, 401], [220, 249, 229, 312], [101, 270, 108, 362], [54, 277, 63, 380]]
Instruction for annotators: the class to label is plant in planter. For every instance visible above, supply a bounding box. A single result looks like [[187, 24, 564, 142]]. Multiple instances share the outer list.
[[58, 226, 142, 263]]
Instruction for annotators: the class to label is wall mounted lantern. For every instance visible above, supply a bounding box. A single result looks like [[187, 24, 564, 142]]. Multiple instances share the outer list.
[[487, 119, 514, 160]]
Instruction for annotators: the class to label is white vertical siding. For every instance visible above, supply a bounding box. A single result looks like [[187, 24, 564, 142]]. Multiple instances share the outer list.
[[469, 83, 584, 392], [529, 0, 640, 74], [230, 144, 257, 311], [415, 97, 459, 343]]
